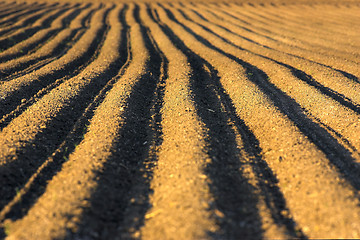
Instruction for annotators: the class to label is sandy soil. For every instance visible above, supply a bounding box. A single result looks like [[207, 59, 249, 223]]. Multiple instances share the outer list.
[[0, 0, 360, 239]]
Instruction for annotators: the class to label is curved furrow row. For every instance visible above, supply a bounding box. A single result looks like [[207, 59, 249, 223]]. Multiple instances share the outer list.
[[280, 4, 360, 31], [0, 3, 89, 64], [0, 4, 129, 237], [0, 3, 112, 210], [0, 5, 109, 122], [292, 3, 360, 18], [0, 4, 96, 80], [282, 4, 359, 35], [219, 3, 360, 59], [0, 2, 18, 16], [165, 0, 360, 188], [196, 3, 359, 66], [153, 3, 360, 238], [324, 4, 360, 20], [0, 4, 50, 32], [138, 4, 222, 239], [266, 5, 360, 48], [173, 3, 360, 153], [229, 3, 360, 54], [0, 2, 359, 239], [0, 3, 62, 40], [203, 3, 360, 64], [0, 4, 156, 239], [0, 2, 42, 27], [182, 3, 360, 82], [180, 3, 360, 82], [0, 3, 28, 25], [142, 4, 302, 239], [0, 4, 78, 52], [244, 4, 360, 44], [0, 5, 99, 130]]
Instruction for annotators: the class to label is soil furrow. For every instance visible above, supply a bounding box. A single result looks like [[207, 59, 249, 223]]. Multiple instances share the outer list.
[[0, 2, 44, 27], [0, 3, 87, 65], [0, 3, 64, 45], [163, 2, 360, 192], [272, 4, 360, 35], [0, 5, 52, 35], [138, 4, 222, 239], [0, 4, 128, 230], [218, 3, 360, 61], [281, 3, 360, 33], [181, 4, 360, 81], [149, 4, 305, 239], [273, 4, 358, 37], [268, 3, 360, 28], [242, 4, 360, 48], [154, 4, 360, 238], [71, 5, 165, 238], [0, 4, 96, 81], [219, 3, 359, 74], [0, 4, 157, 239], [173, 4, 360, 155], [0, 8, 129, 237], [0, 1, 359, 239], [0, 5, 99, 137], [196, 3, 359, 66], [0, 3, 125, 224], [0, 5, 109, 121], [0, 2, 19, 16], [148, 5, 305, 239], [201, 3, 360, 63]]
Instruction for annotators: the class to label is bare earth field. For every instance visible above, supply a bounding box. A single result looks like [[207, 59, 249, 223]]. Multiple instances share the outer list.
[[0, 0, 360, 239]]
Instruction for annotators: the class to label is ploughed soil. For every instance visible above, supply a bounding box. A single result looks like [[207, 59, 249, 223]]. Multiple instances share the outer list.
[[0, 0, 360, 239]]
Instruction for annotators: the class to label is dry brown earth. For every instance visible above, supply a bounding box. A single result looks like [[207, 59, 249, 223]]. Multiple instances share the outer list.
[[0, 0, 360, 239]]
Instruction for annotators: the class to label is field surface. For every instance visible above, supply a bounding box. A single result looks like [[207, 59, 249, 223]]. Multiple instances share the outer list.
[[0, 0, 360, 239]]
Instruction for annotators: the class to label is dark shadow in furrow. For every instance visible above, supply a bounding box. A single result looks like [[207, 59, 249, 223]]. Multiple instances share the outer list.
[[0, 5, 109, 123], [0, 2, 43, 25], [72, 5, 164, 239], [177, 7, 274, 49], [191, 5, 277, 43], [175, 9, 360, 119], [0, 4, 71, 50], [0, 4, 96, 77], [310, 114, 359, 154], [0, 3, 59, 36], [0, 3, 48, 26], [206, 5, 273, 35], [260, 6, 360, 54], [246, 6, 295, 28], [0, 7, 99, 130], [0, 2, 38, 15], [192, 3, 304, 51], [0, 2, 18, 15], [178, 6, 359, 83], [0, 5, 28, 24], [0, 5, 128, 225], [279, 63, 360, 114], [336, 69, 360, 84], [276, 5, 350, 28], [246, 5, 352, 41], [160, 5, 360, 194], [207, 4, 358, 62], [175, 8, 360, 152], [0, 4, 91, 65], [152, 5, 304, 239]]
